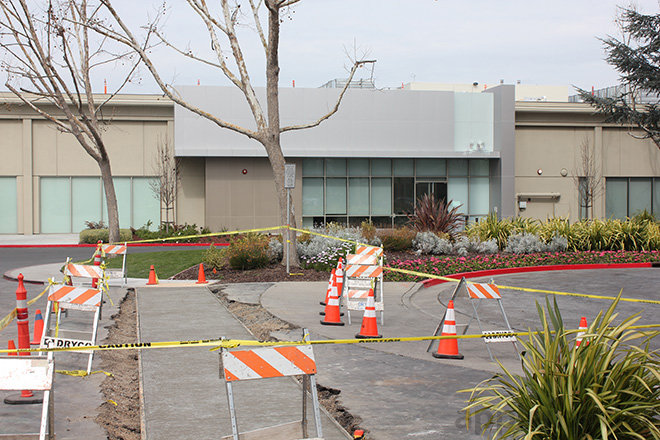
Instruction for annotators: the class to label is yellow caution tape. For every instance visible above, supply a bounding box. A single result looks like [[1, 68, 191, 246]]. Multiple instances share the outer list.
[[289, 226, 378, 250], [384, 267, 660, 305], [120, 226, 283, 245], [56, 369, 113, 377], [0, 280, 54, 333], [1, 324, 657, 355]]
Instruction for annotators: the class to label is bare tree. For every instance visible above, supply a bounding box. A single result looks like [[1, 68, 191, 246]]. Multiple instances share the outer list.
[[149, 135, 179, 232], [92, 0, 376, 266], [0, 0, 145, 242], [573, 137, 603, 219]]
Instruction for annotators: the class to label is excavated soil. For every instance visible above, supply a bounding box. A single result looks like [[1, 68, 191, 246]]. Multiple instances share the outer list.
[[95, 290, 140, 440]]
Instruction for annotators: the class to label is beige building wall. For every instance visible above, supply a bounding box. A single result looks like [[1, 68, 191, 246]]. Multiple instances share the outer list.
[[0, 93, 173, 234]]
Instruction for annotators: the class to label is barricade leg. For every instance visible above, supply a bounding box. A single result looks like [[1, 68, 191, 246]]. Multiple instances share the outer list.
[[86, 307, 101, 374]]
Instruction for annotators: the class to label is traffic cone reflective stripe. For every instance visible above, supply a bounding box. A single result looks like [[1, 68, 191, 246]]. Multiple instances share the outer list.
[[576, 317, 588, 348], [355, 289, 381, 339], [433, 300, 463, 360], [31, 309, 44, 345], [92, 241, 102, 288], [321, 277, 344, 326], [196, 263, 207, 284], [147, 265, 158, 285], [335, 258, 344, 298]]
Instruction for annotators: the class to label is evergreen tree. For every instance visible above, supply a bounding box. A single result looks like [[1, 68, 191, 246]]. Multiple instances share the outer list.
[[579, 8, 660, 148]]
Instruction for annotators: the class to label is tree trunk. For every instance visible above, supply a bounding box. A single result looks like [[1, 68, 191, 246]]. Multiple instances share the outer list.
[[265, 2, 299, 268], [99, 157, 120, 243]]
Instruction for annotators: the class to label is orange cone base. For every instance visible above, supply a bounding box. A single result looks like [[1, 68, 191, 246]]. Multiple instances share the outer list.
[[355, 332, 381, 339], [320, 319, 344, 326], [432, 352, 464, 360], [4, 392, 43, 405]]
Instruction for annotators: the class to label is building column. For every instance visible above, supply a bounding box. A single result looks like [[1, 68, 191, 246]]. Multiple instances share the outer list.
[[594, 126, 604, 218], [22, 118, 33, 235]]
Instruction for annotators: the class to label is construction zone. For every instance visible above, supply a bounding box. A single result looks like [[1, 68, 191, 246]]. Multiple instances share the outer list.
[[0, 232, 659, 440]]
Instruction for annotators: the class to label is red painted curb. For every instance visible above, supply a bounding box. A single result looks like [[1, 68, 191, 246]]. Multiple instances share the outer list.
[[0, 242, 229, 249], [420, 262, 654, 288]]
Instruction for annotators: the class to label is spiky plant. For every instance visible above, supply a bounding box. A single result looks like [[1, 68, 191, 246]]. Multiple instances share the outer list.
[[406, 194, 464, 238], [465, 212, 513, 250], [463, 296, 660, 439]]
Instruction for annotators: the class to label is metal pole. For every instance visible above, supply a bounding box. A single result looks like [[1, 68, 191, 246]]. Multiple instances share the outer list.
[[286, 188, 290, 274]]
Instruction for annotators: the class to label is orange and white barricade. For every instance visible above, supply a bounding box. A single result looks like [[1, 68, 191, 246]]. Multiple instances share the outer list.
[[0, 355, 55, 439], [342, 245, 384, 325], [464, 280, 520, 361], [63, 259, 106, 286], [101, 243, 128, 286], [220, 329, 323, 440], [40, 284, 102, 374]]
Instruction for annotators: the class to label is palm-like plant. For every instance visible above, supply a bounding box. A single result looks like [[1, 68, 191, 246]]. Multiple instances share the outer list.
[[463, 296, 660, 439], [406, 194, 464, 238]]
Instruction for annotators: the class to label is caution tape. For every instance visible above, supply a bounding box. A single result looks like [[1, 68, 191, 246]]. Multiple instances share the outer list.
[[120, 226, 284, 245], [289, 226, 378, 250], [0, 279, 55, 333], [1, 324, 658, 355], [384, 267, 660, 305], [57, 369, 113, 377]]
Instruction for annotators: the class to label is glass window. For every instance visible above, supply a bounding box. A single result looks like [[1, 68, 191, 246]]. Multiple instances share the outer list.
[[348, 178, 369, 215], [371, 159, 391, 176], [448, 177, 468, 214], [348, 159, 369, 176], [578, 177, 589, 219], [41, 177, 71, 233], [103, 177, 132, 229], [393, 177, 414, 214], [325, 159, 346, 176], [0, 177, 17, 233], [448, 159, 468, 176], [606, 178, 627, 219], [629, 178, 652, 216], [72, 177, 102, 233], [393, 159, 414, 176], [654, 179, 660, 215], [469, 177, 489, 215], [416, 159, 446, 177], [325, 178, 347, 215], [302, 158, 323, 176], [133, 177, 160, 230], [469, 159, 489, 176], [371, 216, 392, 228], [302, 178, 323, 215], [370, 178, 392, 215]]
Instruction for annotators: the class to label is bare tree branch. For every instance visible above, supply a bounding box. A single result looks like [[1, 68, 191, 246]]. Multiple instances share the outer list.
[[281, 59, 376, 132]]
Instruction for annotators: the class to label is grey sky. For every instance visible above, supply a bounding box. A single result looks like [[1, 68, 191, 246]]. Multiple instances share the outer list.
[[28, 1, 660, 94]]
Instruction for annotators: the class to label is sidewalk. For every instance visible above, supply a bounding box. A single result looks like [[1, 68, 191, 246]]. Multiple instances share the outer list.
[[136, 285, 350, 440], [0, 234, 79, 246]]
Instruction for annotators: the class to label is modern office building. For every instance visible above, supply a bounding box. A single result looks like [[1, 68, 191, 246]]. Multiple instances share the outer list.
[[1, 83, 658, 235]]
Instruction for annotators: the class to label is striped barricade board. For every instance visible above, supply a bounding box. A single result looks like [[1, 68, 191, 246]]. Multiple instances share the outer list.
[[101, 244, 127, 255], [220, 339, 323, 440], [342, 252, 385, 324], [0, 355, 55, 439], [101, 243, 128, 286], [65, 263, 104, 279], [41, 285, 102, 374], [355, 245, 383, 257], [467, 283, 501, 299]]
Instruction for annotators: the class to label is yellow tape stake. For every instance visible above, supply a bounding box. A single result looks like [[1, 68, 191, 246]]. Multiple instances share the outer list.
[[384, 267, 660, 305], [1, 324, 657, 355]]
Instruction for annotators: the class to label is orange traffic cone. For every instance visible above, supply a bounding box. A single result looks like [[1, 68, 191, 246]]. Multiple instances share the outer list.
[[196, 263, 207, 284], [146, 265, 158, 285], [355, 288, 381, 338], [576, 317, 588, 348], [8, 340, 17, 356], [433, 300, 464, 359], [320, 268, 336, 306], [31, 309, 44, 345], [320, 277, 344, 326]]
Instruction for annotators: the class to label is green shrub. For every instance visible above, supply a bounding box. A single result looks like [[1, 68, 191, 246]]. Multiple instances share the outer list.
[[225, 233, 270, 270], [378, 227, 415, 251], [202, 244, 226, 270], [463, 296, 660, 439], [360, 220, 377, 244], [466, 213, 513, 250], [133, 222, 211, 243], [79, 228, 132, 244]]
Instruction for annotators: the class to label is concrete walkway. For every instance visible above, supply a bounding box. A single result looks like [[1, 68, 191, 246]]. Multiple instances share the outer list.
[[136, 285, 350, 439]]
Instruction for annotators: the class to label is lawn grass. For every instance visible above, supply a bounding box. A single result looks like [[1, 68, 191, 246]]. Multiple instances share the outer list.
[[104, 249, 206, 278]]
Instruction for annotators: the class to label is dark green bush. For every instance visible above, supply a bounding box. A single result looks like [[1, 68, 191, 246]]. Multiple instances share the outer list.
[[79, 228, 132, 244], [202, 244, 226, 270], [379, 227, 415, 251], [132, 221, 211, 243]]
